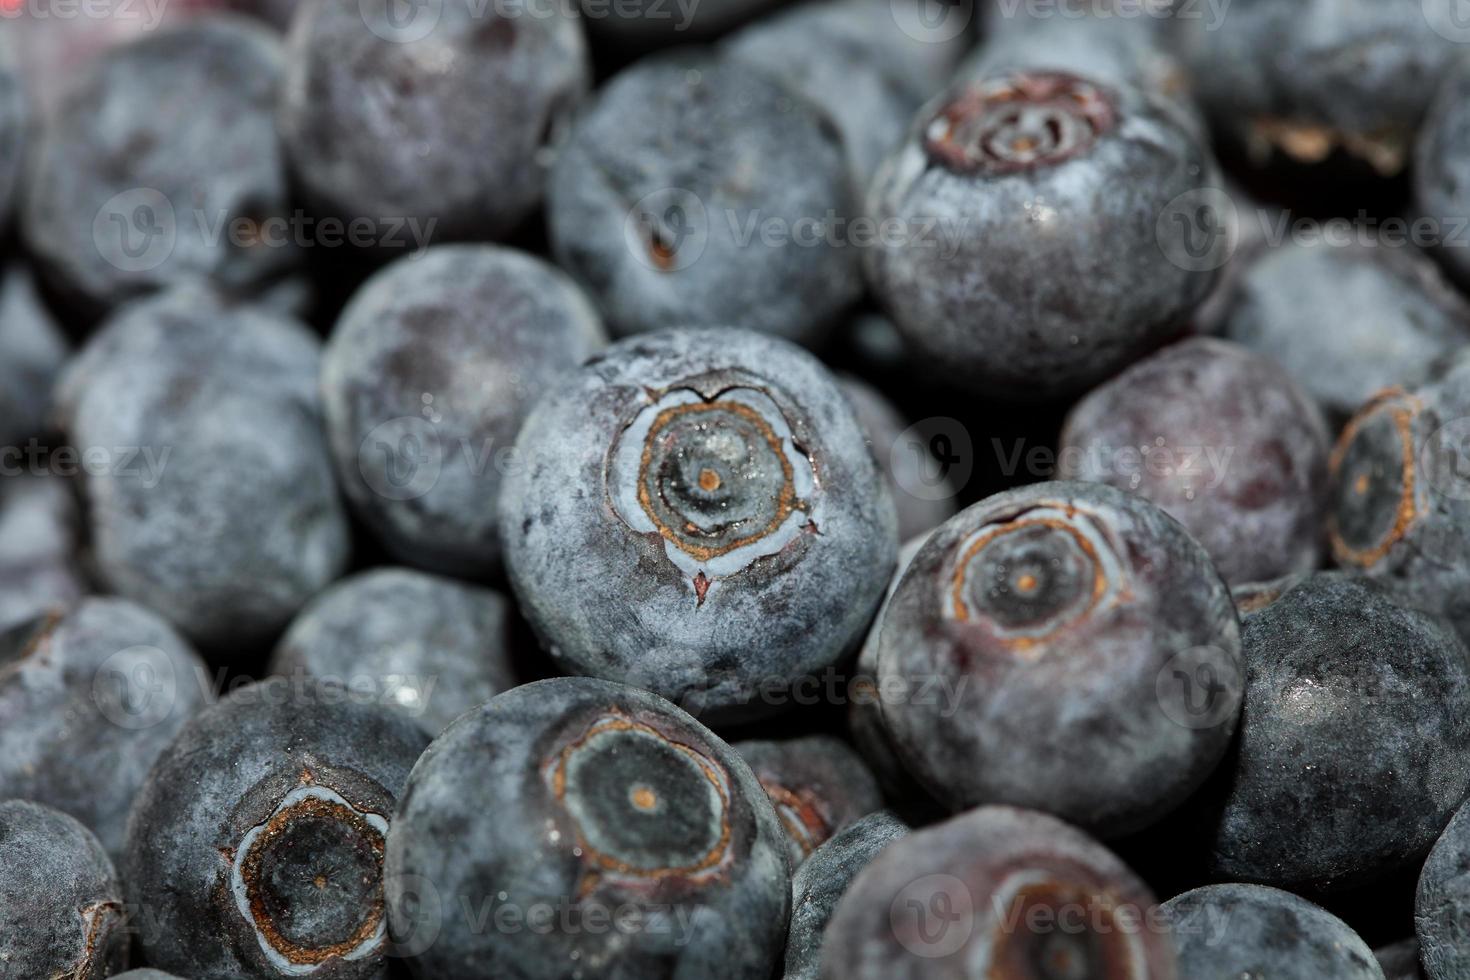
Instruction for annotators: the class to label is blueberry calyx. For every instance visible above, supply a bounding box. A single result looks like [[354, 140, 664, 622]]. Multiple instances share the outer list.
[[1328, 388, 1422, 568]]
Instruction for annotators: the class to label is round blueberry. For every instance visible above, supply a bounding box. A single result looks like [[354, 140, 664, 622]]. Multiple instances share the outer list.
[[0, 598, 210, 861], [1203, 573, 1470, 893], [54, 284, 350, 650], [124, 676, 431, 979], [21, 16, 297, 316], [547, 53, 861, 345], [876, 481, 1242, 836], [0, 471, 84, 635], [865, 68, 1218, 398], [821, 805, 1176, 978], [0, 264, 70, 453], [733, 734, 883, 867], [839, 374, 958, 540], [1162, 883, 1383, 979], [1223, 241, 1470, 421], [321, 245, 606, 577], [0, 800, 129, 980], [279, 0, 588, 243], [1060, 337, 1331, 584], [500, 328, 897, 721], [783, 810, 906, 980], [384, 677, 791, 979], [269, 567, 527, 735], [1416, 795, 1470, 978]]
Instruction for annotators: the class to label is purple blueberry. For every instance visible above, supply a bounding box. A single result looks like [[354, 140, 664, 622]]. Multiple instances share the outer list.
[[321, 245, 605, 577], [1059, 337, 1331, 584], [733, 734, 883, 866], [384, 677, 791, 980]]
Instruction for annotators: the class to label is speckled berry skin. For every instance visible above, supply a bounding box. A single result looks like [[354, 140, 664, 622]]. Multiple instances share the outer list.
[[1163, 884, 1383, 980], [0, 264, 70, 452], [0, 471, 84, 635], [384, 677, 792, 980], [1417, 796, 1470, 979], [0, 598, 209, 862], [54, 285, 349, 651], [0, 52, 24, 231], [1223, 241, 1470, 421], [269, 568, 525, 735], [839, 375, 957, 540], [0, 801, 129, 980], [1203, 573, 1470, 893], [1175, 0, 1460, 178], [1059, 337, 1331, 585], [783, 810, 906, 980], [321, 245, 605, 577], [865, 69, 1218, 398], [547, 54, 861, 346], [876, 481, 1242, 836], [279, 0, 588, 243], [124, 677, 431, 980], [500, 328, 897, 721], [21, 16, 296, 316], [1417, 59, 1470, 290], [822, 805, 1177, 979], [1375, 939, 1427, 980], [1326, 353, 1470, 641], [733, 735, 882, 867]]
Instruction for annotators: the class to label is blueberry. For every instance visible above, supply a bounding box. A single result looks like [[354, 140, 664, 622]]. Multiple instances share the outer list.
[[21, 16, 297, 317], [1161, 883, 1383, 980], [0, 800, 129, 980], [865, 69, 1218, 398], [384, 676, 791, 980], [500, 328, 897, 721], [1202, 573, 1470, 893], [0, 264, 70, 452], [732, 734, 883, 866], [269, 567, 526, 735], [1416, 57, 1470, 291], [112, 972, 188, 980], [1326, 352, 1470, 640], [547, 53, 861, 345], [55, 285, 349, 651], [279, 0, 588, 243], [321, 245, 606, 577], [0, 471, 84, 634], [783, 810, 906, 980], [1416, 795, 1470, 978], [875, 481, 1242, 835], [1223, 241, 1470, 422], [0, 46, 25, 231], [1175, 0, 1460, 179], [821, 805, 1175, 977], [1375, 938, 1427, 980], [1059, 337, 1331, 584], [0, 597, 209, 861], [839, 374, 958, 540], [124, 676, 431, 979]]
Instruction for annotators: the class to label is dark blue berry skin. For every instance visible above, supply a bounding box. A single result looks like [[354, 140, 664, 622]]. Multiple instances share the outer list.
[[269, 568, 526, 736], [866, 69, 1218, 399], [1175, 0, 1461, 179], [321, 245, 605, 578], [1203, 573, 1470, 894], [279, 0, 588, 244], [500, 328, 897, 722], [1326, 352, 1470, 642], [1417, 796, 1470, 979], [1416, 58, 1470, 291], [0, 598, 210, 862], [1223, 241, 1470, 422], [1162, 884, 1383, 980], [876, 481, 1242, 836], [1060, 337, 1331, 585], [124, 677, 431, 980], [384, 677, 791, 980], [1375, 939, 1427, 980], [113, 972, 188, 980], [55, 285, 349, 651], [783, 810, 906, 980], [0, 471, 84, 634], [21, 16, 297, 317], [821, 805, 1177, 979], [0, 48, 25, 231], [732, 735, 882, 867], [0, 800, 129, 980], [547, 53, 861, 346], [0, 264, 70, 452], [839, 375, 957, 541]]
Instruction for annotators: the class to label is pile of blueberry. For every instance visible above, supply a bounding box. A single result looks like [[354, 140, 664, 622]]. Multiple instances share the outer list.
[[10, 0, 1470, 977]]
